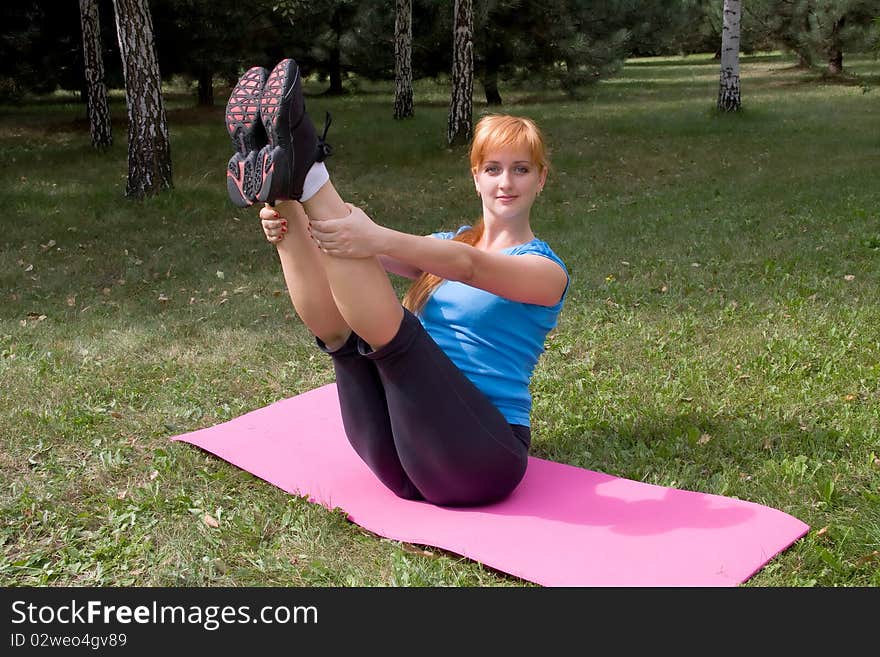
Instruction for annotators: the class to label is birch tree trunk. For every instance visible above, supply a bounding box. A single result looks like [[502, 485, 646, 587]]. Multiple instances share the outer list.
[[448, 0, 474, 146], [394, 0, 414, 119], [112, 0, 173, 198], [78, 0, 112, 150], [717, 0, 742, 112]]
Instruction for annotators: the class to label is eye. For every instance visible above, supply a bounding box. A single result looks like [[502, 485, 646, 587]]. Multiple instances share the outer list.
[[484, 165, 500, 174], [515, 166, 530, 175]]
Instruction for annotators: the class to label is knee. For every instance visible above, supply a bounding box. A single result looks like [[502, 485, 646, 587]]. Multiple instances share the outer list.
[[322, 329, 353, 353]]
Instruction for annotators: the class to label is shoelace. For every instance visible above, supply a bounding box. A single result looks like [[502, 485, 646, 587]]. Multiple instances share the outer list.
[[316, 112, 333, 161]]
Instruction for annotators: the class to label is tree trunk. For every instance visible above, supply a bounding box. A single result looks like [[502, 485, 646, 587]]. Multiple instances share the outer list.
[[827, 18, 844, 75], [482, 60, 502, 105], [393, 0, 414, 119], [448, 0, 473, 146], [717, 0, 742, 112], [326, 9, 345, 95], [482, 71, 502, 105], [827, 48, 843, 74], [197, 70, 214, 106], [112, 0, 172, 199], [78, 0, 112, 150]]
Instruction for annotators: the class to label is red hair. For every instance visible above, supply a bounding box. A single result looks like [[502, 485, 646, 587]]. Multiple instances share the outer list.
[[402, 115, 550, 314]]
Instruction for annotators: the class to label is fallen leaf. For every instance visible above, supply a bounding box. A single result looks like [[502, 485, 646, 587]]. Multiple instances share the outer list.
[[158, 293, 169, 303], [66, 296, 76, 307], [401, 543, 435, 557], [815, 526, 828, 538], [203, 513, 219, 528], [844, 394, 857, 402], [216, 271, 225, 280], [855, 550, 879, 566], [24, 264, 34, 272], [697, 433, 712, 445], [844, 274, 855, 281], [149, 470, 158, 480], [117, 490, 127, 500]]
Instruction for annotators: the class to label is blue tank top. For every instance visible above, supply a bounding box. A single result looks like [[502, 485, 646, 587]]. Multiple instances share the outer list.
[[418, 227, 569, 427]]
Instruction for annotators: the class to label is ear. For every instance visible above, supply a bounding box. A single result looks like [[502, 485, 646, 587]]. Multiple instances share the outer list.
[[538, 167, 548, 190]]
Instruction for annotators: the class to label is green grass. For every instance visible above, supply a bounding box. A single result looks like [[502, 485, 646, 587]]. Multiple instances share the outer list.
[[1, 52, 879, 587]]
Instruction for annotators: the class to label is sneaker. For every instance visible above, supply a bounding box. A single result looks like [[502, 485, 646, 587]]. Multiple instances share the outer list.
[[256, 58, 332, 204], [225, 66, 269, 207]]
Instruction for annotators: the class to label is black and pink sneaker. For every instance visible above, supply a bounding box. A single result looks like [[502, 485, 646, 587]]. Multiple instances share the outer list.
[[225, 66, 269, 207], [255, 58, 332, 204]]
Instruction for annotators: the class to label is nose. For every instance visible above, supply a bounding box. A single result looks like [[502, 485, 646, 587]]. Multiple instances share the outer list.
[[498, 170, 513, 190]]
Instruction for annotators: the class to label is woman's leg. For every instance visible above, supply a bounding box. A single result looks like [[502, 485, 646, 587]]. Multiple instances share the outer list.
[[360, 309, 530, 507], [293, 178, 524, 505], [270, 200, 351, 351], [269, 197, 422, 500], [299, 181, 404, 352]]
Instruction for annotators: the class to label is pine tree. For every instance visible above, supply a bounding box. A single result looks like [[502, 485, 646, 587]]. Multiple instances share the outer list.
[[748, 0, 879, 74], [112, 0, 172, 198], [78, 0, 112, 150]]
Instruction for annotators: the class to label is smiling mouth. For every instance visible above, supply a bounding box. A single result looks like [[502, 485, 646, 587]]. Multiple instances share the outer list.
[[497, 195, 517, 200]]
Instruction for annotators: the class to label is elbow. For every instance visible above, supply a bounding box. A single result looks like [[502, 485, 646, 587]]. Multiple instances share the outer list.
[[459, 248, 477, 285]]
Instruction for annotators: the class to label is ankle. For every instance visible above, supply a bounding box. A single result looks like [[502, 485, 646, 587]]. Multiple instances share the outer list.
[[302, 181, 348, 220], [300, 162, 330, 203]]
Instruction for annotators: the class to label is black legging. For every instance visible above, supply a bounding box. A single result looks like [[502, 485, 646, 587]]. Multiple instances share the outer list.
[[316, 307, 530, 507]]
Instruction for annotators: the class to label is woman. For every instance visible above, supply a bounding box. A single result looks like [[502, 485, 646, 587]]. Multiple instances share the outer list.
[[228, 59, 569, 506]]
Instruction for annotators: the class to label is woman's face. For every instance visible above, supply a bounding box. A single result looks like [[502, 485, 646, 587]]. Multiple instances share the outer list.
[[473, 145, 546, 222]]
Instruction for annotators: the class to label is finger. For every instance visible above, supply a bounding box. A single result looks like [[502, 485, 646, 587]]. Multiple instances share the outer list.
[[308, 225, 332, 241], [261, 219, 287, 231], [309, 216, 340, 232], [259, 205, 283, 221]]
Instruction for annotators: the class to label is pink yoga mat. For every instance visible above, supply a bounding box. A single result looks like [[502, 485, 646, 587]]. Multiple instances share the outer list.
[[172, 383, 809, 586]]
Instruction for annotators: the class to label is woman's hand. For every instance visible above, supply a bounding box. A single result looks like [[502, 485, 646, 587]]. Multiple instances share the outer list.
[[259, 204, 288, 244], [308, 203, 385, 258]]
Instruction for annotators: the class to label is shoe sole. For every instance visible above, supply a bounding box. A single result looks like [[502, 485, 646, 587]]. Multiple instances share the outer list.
[[256, 59, 299, 204], [225, 66, 268, 207], [226, 151, 263, 209]]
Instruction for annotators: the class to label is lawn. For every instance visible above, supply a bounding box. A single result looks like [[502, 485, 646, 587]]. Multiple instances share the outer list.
[[1, 52, 878, 586]]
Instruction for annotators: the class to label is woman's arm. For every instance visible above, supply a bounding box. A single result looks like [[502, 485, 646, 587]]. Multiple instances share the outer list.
[[378, 227, 567, 307], [308, 205, 567, 306], [377, 254, 422, 280]]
